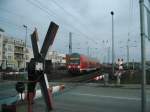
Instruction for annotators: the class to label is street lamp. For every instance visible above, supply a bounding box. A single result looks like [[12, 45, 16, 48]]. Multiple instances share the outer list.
[[111, 11, 115, 76], [23, 25, 27, 72]]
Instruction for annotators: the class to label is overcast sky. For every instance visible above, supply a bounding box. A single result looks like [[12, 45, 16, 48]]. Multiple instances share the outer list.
[[0, 0, 149, 62]]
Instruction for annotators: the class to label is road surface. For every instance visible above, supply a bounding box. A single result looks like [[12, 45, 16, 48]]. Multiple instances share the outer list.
[[29, 83, 150, 112]]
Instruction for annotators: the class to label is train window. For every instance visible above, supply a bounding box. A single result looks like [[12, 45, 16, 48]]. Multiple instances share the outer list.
[[69, 60, 80, 64]]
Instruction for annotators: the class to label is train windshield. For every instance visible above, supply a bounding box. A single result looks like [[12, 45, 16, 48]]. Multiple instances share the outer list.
[[69, 58, 80, 64], [69, 53, 80, 64]]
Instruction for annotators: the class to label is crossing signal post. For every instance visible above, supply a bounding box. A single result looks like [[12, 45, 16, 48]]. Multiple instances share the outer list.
[[115, 58, 124, 85]]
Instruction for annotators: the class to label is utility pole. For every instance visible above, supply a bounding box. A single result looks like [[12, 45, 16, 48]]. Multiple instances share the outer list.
[[111, 11, 115, 76], [0, 29, 5, 69], [88, 47, 90, 56], [108, 47, 110, 64], [23, 25, 27, 72], [132, 59, 134, 70], [69, 32, 72, 54], [127, 38, 130, 68], [139, 0, 146, 112], [86, 41, 90, 56]]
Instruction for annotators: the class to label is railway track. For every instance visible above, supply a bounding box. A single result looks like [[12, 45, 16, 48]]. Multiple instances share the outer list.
[[49, 70, 103, 98], [60, 70, 102, 82], [1, 70, 102, 83]]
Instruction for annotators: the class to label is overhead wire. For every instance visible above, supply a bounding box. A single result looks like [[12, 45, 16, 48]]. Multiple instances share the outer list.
[[0, 17, 29, 33], [51, 0, 96, 34], [0, 0, 99, 57], [51, 0, 90, 29], [28, 0, 97, 44], [0, 6, 70, 36], [0, 0, 97, 45], [26, 0, 54, 17], [0, 7, 36, 30], [0, 17, 33, 33], [49, 0, 98, 44], [26, 0, 75, 33]]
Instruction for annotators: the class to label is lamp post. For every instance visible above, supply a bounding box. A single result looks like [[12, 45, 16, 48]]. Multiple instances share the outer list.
[[139, 0, 146, 111], [23, 25, 27, 72], [111, 11, 115, 76]]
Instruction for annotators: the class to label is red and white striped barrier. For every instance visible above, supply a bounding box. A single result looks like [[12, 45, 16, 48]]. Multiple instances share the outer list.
[[6, 72, 26, 75], [114, 70, 125, 77], [93, 75, 104, 81], [18, 85, 65, 101]]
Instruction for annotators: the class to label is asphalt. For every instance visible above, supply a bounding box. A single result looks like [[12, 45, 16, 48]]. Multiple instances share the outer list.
[[29, 83, 150, 112], [0, 81, 18, 104], [1, 82, 150, 112]]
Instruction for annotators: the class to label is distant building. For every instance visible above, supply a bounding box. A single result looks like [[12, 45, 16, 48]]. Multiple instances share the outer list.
[[0, 30, 4, 68], [46, 51, 66, 65], [0, 30, 33, 70], [3, 36, 15, 69], [0, 29, 68, 70], [26, 46, 33, 62]]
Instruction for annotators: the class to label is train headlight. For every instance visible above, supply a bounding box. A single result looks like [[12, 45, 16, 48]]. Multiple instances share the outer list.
[[68, 65, 71, 69], [77, 65, 80, 68]]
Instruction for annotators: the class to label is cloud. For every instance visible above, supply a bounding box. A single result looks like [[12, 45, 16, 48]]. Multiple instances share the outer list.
[[0, 0, 144, 61]]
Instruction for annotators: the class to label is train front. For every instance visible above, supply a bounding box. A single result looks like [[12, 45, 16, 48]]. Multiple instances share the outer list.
[[67, 53, 81, 74]]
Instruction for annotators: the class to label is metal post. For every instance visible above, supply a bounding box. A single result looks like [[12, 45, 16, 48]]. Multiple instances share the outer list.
[[6, 59, 7, 69], [132, 59, 134, 70], [23, 25, 27, 72], [69, 32, 72, 54], [139, 0, 146, 112], [111, 11, 115, 76], [127, 39, 129, 68], [87, 46, 90, 56], [108, 47, 110, 64]]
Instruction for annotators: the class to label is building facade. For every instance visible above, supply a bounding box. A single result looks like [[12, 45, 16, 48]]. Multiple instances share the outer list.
[[0, 31, 4, 68], [0, 30, 67, 70], [0, 30, 33, 70], [46, 51, 66, 64], [14, 39, 25, 69], [2, 36, 15, 69]]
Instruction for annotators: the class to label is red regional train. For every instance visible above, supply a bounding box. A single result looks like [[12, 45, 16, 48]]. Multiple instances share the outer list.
[[67, 53, 100, 74]]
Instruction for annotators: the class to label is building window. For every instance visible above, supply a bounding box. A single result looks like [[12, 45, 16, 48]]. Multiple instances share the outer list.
[[8, 45, 13, 51], [8, 56, 12, 60]]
